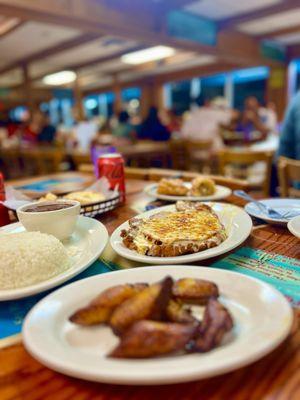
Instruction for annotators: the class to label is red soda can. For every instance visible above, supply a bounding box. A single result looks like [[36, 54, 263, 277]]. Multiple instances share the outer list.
[[0, 172, 10, 226], [97, 153, 126, 203]]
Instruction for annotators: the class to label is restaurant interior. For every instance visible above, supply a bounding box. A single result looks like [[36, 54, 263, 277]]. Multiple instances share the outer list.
[[0, 1, 299, 399]]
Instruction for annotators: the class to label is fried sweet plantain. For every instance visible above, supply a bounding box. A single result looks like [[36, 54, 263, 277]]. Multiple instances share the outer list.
[[173, 278, 219, 304], [166, 299, 196, 324], [190, 298, 233, 352], [109, 277, 173, 334], [69, 283, 148, 326], [109, 320, 197, 358]]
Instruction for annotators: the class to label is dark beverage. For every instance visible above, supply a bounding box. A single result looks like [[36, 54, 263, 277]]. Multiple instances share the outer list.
[[24, 202, 75, 213], [97, 153, 126, 203]]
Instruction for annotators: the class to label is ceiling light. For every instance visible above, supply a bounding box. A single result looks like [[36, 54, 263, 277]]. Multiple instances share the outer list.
[[121, 46, 175, 65], [43, 71, 77, 86]]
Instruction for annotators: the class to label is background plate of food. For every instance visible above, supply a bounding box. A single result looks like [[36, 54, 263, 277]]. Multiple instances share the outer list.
[[0, 216, 108, 300], [110, 201, 252, 264], [144, 177, 232, 202], [23, 266, 292, 385]]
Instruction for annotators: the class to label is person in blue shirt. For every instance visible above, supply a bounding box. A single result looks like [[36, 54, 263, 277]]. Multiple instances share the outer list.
[[270, 92, 300, 195], [138, 107, 170, 141], [278, 92, 300, 160]]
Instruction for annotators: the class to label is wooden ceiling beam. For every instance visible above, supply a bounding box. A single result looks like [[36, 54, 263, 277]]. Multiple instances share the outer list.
[[257, 24, 300, 40], [30, 45, 144, 82], [0, 17, 24, 38], [0, 0, 283, 69], [219, 0, 299, 29], [0, 33, 102, 75]]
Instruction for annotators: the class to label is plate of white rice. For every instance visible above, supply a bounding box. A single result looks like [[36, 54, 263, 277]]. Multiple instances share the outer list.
[[0, 216, 108, 300]]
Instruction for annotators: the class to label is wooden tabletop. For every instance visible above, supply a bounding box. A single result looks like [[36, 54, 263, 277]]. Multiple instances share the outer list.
[[0, 173, 299, 400]]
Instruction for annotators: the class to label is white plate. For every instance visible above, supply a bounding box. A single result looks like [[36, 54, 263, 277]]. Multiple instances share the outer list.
[[0, 216, 108, 300], [110, 203, 252, 264], [144, 183, 232, 202], [23, 266, 293, 385], [288, 216, 300, 238], [245, 198, 300, 225]]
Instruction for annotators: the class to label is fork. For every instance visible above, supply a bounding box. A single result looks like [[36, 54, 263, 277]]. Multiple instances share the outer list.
[[233, 190, 299, 220]]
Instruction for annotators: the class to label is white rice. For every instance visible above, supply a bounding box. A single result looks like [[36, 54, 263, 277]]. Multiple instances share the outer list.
[[0, 231, 71, 289]]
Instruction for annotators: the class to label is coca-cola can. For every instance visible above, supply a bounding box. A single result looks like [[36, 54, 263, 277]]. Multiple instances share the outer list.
[[97, 153, 126, 203], [0, 172, 10, 226]]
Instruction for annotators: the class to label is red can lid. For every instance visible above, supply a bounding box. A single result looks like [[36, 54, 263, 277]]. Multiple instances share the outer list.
[[99, 153, 122, 159]]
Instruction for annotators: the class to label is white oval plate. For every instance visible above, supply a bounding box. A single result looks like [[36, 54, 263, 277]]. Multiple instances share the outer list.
[[23, 266, 293, 385], [245, 198, 300, 225], [288, 215, 300, 238], [144, 183, 232, 202], [0, 216, 108, 300], [110, 203, 252, 264]]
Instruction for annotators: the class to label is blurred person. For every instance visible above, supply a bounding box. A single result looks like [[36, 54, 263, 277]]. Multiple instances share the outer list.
[[241, 96, 269, 140], [259, 101, 278, 134], [181, 98, 232, 150], [165, 109, 181, 135], [138, 106, 170, 141], [269, 93, 300, 196], [22, 111, 56, 145], [278, 92, 300, 160], [37, 113, 56, 144], [73, 116, 98, 151], [112, 111, 136, 140]]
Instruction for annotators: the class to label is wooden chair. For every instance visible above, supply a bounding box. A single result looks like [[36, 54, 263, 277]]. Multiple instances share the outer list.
[[169, 139, 187, 170], [278, 157, 300, 198], [70, 151, 91, 170], [184, 140, 213, 173], [0, 148, 22, 179], [21, 148, 65, 176], [218, 149, 274, 196]]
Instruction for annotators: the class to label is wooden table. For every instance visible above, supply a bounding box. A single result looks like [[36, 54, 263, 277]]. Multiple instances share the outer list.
[[1, 173, 299, 400]]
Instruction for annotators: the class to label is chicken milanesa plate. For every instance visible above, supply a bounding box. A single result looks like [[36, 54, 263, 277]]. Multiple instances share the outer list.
[[145, 182, 232, 202], [23, 266, 293, 385], [110, 202, 252, 264]]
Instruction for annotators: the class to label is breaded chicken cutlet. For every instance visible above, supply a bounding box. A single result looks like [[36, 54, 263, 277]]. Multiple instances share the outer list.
[[121, 202, 226, 257]]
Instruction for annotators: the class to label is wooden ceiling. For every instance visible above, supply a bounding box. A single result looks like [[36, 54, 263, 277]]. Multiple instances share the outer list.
[[0, 0, 299, 98]]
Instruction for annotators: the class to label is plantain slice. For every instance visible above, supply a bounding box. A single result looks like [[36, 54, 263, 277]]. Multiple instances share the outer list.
[[69, 283, 148, 326], [172, 278, 219, 304], [166, 299, 196, 324], [109, 320, 197, 358], [109, 277, 173, 334], [189, 298, 233, 352]]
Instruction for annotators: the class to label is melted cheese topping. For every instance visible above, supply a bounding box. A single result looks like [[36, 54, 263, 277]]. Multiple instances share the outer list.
[[133, 210, 225, 252]]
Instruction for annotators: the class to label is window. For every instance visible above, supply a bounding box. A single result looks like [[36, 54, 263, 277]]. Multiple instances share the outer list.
[[232, 67, 269, 110]]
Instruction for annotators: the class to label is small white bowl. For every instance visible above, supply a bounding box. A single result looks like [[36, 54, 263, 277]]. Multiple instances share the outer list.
[[17, 200, 81, 241]]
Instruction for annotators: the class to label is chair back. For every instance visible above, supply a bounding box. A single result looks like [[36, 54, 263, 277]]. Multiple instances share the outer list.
[[21, 148, 65, 176], [278, 156, 300, 197], [218, 149, 273, 196], [184, 139, 213, 172], [169, 139, 187, 170]]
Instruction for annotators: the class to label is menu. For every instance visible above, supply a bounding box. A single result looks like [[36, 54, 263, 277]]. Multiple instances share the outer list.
[[212, 246, 300, 307]]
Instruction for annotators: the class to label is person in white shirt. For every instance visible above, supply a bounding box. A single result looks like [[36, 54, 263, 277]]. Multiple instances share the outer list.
[[181, 98, 232, 150], [259, 101, 278, 134], [73, 118, 98, 151]]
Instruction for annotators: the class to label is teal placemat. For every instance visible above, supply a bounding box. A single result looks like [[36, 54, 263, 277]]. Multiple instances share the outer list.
[[212, 247, 300, 307], [0, 258, 118, 344], [15, 177, 85, 192], [1, 246, 299, 347]]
